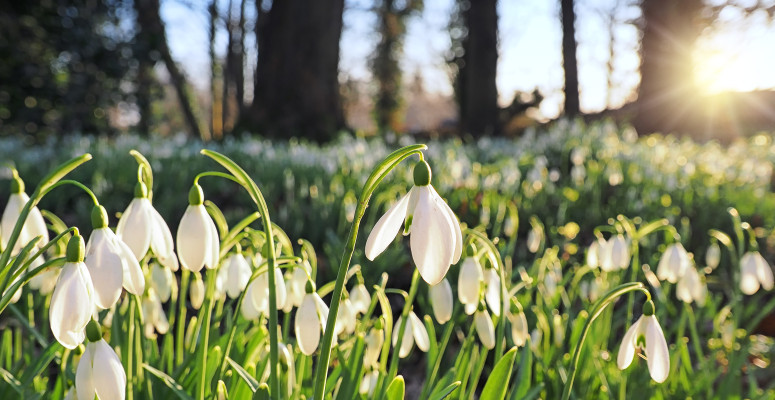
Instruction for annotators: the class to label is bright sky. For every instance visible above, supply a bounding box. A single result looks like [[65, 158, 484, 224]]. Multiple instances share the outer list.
[[162, 0, 775, 120]]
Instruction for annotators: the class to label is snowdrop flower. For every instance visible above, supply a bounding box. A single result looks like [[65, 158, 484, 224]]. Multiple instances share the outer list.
[[349, 281, 371, 315], [475, 305, 495, 349], [295, 283, 329, 355], [243, 267, 287, 316], [117, 182, 177, 270], [740, 251, 774, 295], [483, 267, 502, 317], [429, 278, 453, 324], [76, 323, 126, 400], [359, 370, 379, 396], [150, 263, 175, 303], [601, 234, 630, 271], [506, 302, 529, 347], [676, 265, 706, 305], [142, 289, 169, 338], [586, 238, 606, 268], [392, 311, 430, 358], [335, 296, 357, 336], [365, 160, 463, 285], [288, 261, 311, 307], [176, 184, 219, 272], [220, 252, 251, 299], [1, 173, 48, 255], [363, 323, 384, 368], [190, 273, 205, 310], [85, 206, 145, 309], [656, 243, 690, 283], [457, 254, 483, 306], [705, 242, 721, 270], [617, 300, 669, 383], [527, 228, 541, 253], [50, 233, 95, 349], [29, 257, 59, 295]]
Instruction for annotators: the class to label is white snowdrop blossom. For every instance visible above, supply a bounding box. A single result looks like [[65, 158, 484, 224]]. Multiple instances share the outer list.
[[586, 238, 606, 268], [50, 234, 95, 349], [527, 228, 540, 253], [457, 256, 483, 306], [429, 278, 453, 324], [676, 265, 707, 305], [475, 307, 495, 349], [483, 267, 502, 317], [243, 267, 287, 317], [150, 263, 175, 303], [363, 326, 384, 368], [392, 311, 430, 358], [336, 297, 357, 336], [617, 302, 670, 383], [349, 282, 371, 315], [295, 290, 329, 355], [117, 182, 177, 270], [176, 184, 219, 272], [142, 289, 169, 338], [1, 175, 48, 255], [507, 305, 529, 347], [656, 243, 691, 283], [288, 262, 311, 307], [740, 251, 774, 295], [220, 253, 251, 299], [75, 339, 126, 400], [190, 273, 205, 310], [365, 160, 463, 286], [601, 234, 630, 271], [85, 206, 145, 309], [705, 242, 721, 270], [359, 370, 379, 396]]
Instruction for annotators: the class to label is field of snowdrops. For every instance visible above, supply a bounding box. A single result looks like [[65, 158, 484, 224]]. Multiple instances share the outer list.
[[0, 120, 774, 399]]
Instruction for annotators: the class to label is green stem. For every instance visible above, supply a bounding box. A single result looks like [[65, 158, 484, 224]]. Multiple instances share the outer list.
[[39, 179, 99, 206], [311, 144, 426, 400], [127, 296, 136, 400], [176, 269, 190, 367], [198, 271, 217, 400], [561, 282, 652, 400]]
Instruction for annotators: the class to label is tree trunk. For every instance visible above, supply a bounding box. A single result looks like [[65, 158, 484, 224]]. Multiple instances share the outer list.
[[134, 0, 205, 140], [561, 0, 580, 116], [634, 0, 704, 136], [246, 0, 346, 141], [457, 0, 499, 137], [209, 0, 220, 140]]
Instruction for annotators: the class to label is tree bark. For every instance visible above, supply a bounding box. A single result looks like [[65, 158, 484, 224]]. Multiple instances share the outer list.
[[634, 0, 704, 136], [561, 0, 580, 116], [209, 0, 220, 139], [134, 0, 205, 140], [457, 0, 499, 137], [245, 0, 346, 141]]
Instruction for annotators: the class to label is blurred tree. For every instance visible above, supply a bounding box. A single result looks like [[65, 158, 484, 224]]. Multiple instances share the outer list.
[[561, 0, 580, 116], [221, 0, 248, 133], [209, 0, 221, 140], [370, 0, 423, 135], [0, 0, 132, 140], [449, 0, 499, 137], [244, 0, 346, 141]]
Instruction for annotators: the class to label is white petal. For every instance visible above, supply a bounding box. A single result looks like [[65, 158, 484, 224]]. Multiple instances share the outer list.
[[176, 206, 209, 272], [644, 316, 670, 383], [350, 284, 371, 314], [27, 205, 49, 244], [190, 274, 205, 310], [76, 343, 96, 400], [510, 311, 529, 347], [150, 263, 173, 303], [484, 268, 501, 317], [1, 193, 25, 251], [458, 257, 483, 305], [431, 186, 462, 264], [226, 254, 251, 299], [740, 253, 761, 295], [314, 293, 330, 329], [149, 205, 176, 264], [755, 253, 774, 291], [116, 198, 153, 260], [241, 282, 261, 320], [464, 302, 477, 315], [113, 232, 146, 295], [203, 212, 220, 269], [84, 229, 124, 309], [617, 316, 642, 370], [392, 315, 415, 358], [475, 310, 495, 349], [274, 267, 287, 309], [365, 191, 412, 260], [409, 312, 430, 352], [92, 340, 127, 400], [152, 292, 170, 334], [410, 187, 455, 285], [50, 262, 93, 349], [295, 294, 321, 355], [429, 278, 453, 324]]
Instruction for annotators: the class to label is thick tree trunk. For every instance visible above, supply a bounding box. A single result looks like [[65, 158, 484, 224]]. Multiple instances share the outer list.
[[209, 0, 220, 139], [561, 0, 580, 116], [134, 0, 205, 139], [458, 0, 499, 137], [246, 0, 346, 141], [635, 0, 704, 135]]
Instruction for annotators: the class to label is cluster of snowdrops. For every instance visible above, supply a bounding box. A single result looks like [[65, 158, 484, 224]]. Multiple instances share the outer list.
[[0, 143, 773, 400]]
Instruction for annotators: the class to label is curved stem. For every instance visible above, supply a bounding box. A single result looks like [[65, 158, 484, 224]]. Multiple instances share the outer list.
[[561, 282, 651, 400], [311, 144, 426, 400], [39, 179, 100, 206], [194, 171, 242, 185]]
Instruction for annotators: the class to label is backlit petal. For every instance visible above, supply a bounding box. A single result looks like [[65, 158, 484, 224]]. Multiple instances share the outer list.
[[617, 316, 641, 370], [365, 191, 411, 260], [410, 187, 455, 285], [92, 340, 127, 400], [84, 229, 124, 309], [410, 312, 430, 352], [429, 278, 453, 324], [75, 343, 96, 400], [295, 294, 321, 355], [176, 206, 209, 272], [117, 198, 152, 260], [431, 186, 462, 263], [475, 310, 495, 349], [645, 316, 670, 383]]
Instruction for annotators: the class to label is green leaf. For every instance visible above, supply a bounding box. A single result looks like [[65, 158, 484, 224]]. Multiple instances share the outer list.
[[253, 383, 270, 400], [386, 375, 405, 400], [226, 356, 260, 393], [20, 341, 61, 388], [143, 363, 195, 400], [428, 381, 461, 400], [481, 346, 518, 400], [510, 343, 532, 400]]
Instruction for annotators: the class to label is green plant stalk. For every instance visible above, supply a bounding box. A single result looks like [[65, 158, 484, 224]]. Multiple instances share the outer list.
[[127, 295, 136, 400], [625, 242, 640, 327], [201, 149, 281, 396], [560, 282, 652, 400], [198, 271, 217, 400], [311, 144, 426, 400], [176, 269, 190, 367]]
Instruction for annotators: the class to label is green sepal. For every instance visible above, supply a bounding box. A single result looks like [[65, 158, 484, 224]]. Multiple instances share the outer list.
[[85, 319, 102, 343], [91, 205, 109, 229], [413, 160, 432, 186], [66, 232, 85, 263], [134, 181, 148, 198], [642, 299, 655, 316], [189, 183, 204, 206]]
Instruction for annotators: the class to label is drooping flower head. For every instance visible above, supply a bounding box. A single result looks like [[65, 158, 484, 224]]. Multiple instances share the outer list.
[[176, 183, 219, 272], [740, 251, 774, 295], [429, 278, 453, 324], [601, 234, 630, 271], [117, 181, 177, 270], [1, 172, 48, 255], [50, 233, 95, 349], [506, 300, 529, 347], [392, 311, 430, 358], [656, 243, 690, 283], [365, 159, 462, 285], [676, 264, 707, 305], [294, 281, 329, 355], [474, 303, 495, 350], [458, 245, 483, 306], [617, 300, 670, 383], [75, 321, 126, 400]]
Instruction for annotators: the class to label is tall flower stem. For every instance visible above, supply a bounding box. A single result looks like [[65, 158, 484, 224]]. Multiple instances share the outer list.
[[561, 282, 652, 400], [198, 270, 217, 400], [312, 144, 426, 400]]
